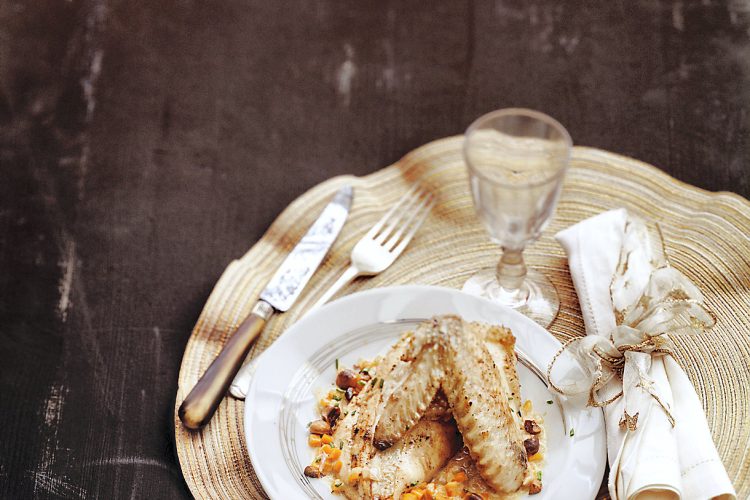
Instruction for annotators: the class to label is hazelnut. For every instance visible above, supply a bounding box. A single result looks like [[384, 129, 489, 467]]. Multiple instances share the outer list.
[[524, 436, 540, 456], [308, 419, 332, 435], [323, 405, 340, 427], [524, 419, 542, 435], [336, 369, 359, 389], [304, 465, 322, 478]]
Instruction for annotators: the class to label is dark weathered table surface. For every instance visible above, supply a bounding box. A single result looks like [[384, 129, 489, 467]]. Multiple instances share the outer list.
[[1, 0, 748, 498]]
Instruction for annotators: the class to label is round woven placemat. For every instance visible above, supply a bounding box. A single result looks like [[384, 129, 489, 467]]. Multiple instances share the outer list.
[[173, 136, 750, 499]]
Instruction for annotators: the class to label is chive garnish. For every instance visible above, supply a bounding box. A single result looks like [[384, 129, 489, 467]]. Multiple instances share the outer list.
[[546, 400, 553, 404], [569, 428, 575, 437], [335, 358, 339, 370]]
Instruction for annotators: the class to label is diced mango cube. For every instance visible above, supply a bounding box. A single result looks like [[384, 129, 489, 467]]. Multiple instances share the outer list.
[[308, 435, 322, 447], [445, 481, 462, 496], [522, 399, 533, 414], [452, 471, 468, 482]]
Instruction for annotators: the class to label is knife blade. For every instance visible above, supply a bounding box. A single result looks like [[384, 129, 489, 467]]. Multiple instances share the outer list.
[[179, 185, 353, 429]]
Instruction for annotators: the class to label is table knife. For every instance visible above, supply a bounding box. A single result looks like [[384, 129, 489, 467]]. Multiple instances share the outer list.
[[178, 185, 353, 429]]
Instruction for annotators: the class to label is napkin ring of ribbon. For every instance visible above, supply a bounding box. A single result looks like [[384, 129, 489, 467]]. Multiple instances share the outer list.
[[546, 218, 716, 431]]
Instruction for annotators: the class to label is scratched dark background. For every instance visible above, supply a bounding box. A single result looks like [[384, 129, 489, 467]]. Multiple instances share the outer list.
[[1, 0, 748, 498]]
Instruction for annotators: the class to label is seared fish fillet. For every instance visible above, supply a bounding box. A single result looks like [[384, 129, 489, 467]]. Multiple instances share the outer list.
[[437, 315, 528, 493], [329, 328, 459, 500], [363, 419, 461, 499], [373, 320, 443, 448], [472, 322, 522, 415], [431, 448, 503, 500]]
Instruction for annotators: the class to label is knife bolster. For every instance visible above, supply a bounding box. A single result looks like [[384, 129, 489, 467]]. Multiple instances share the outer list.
[[251, 300, 274, 320]]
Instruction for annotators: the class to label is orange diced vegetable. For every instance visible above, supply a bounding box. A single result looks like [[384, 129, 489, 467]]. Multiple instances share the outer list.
[[402, 494, 419, 500], [332, 460, 343, 473], [321, 444, 333, 455], [347, 472, 359, 485], [321, 434, 334, 445], [308, 435, 322, 447], [424, 483, 437, 498], [529, 452, 543, 462], [411, 488, 425, 498], [327, 447, 342, 460], [452, 471, 468, 482], [445, 481, 462, 496]]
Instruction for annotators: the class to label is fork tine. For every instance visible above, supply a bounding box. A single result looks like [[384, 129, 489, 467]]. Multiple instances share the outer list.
[[382, 189, 430, 249], [387, 192, 434, 253], [364, 183, 420, 240], [374, 188, 425, 244]]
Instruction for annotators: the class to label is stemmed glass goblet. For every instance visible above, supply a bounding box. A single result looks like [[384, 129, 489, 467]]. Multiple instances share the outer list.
[[462, 108, 572, 327]]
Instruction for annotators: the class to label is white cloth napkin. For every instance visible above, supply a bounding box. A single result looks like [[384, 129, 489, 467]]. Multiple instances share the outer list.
[[555, 209, 736, 500]]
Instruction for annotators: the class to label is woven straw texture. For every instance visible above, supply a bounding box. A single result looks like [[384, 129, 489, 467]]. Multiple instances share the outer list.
[[174, 136, 750, 499]]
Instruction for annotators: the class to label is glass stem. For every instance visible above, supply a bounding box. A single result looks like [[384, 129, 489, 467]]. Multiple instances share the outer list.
[[496, 248, 527, 295]]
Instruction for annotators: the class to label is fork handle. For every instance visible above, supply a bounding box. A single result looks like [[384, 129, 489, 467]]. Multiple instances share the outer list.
[[309, 266, 360, 312]]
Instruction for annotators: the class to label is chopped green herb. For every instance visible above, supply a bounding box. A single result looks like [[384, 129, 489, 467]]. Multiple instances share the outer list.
[[569, 428, 575, 437], [371, 377, 378, 386], [357, 380, 366, 386], [339, 440, 344, 449], [314, 456, 322, 463], [332, 394, 342, 401], [351, 410, 356, 416], [546, 400, 553, 405], [536, 470, 542, 481], [517, 410, 522, 417], [508, 396, 514, 401], [335, 358, 339, 370], [408, 481, 419, 487], [335, 387, 345, 393], [379, 378, 384, 389]]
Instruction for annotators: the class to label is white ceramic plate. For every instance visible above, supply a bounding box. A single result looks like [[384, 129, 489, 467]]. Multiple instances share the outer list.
[[244, 285, 605, 499]]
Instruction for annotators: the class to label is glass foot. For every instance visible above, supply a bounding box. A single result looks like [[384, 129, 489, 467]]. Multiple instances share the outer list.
[[462, 267, 560, 328]]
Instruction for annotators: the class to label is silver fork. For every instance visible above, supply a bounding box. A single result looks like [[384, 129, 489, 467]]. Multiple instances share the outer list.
[[308, 185, 435, 310], [229, 185, 434, 400]]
